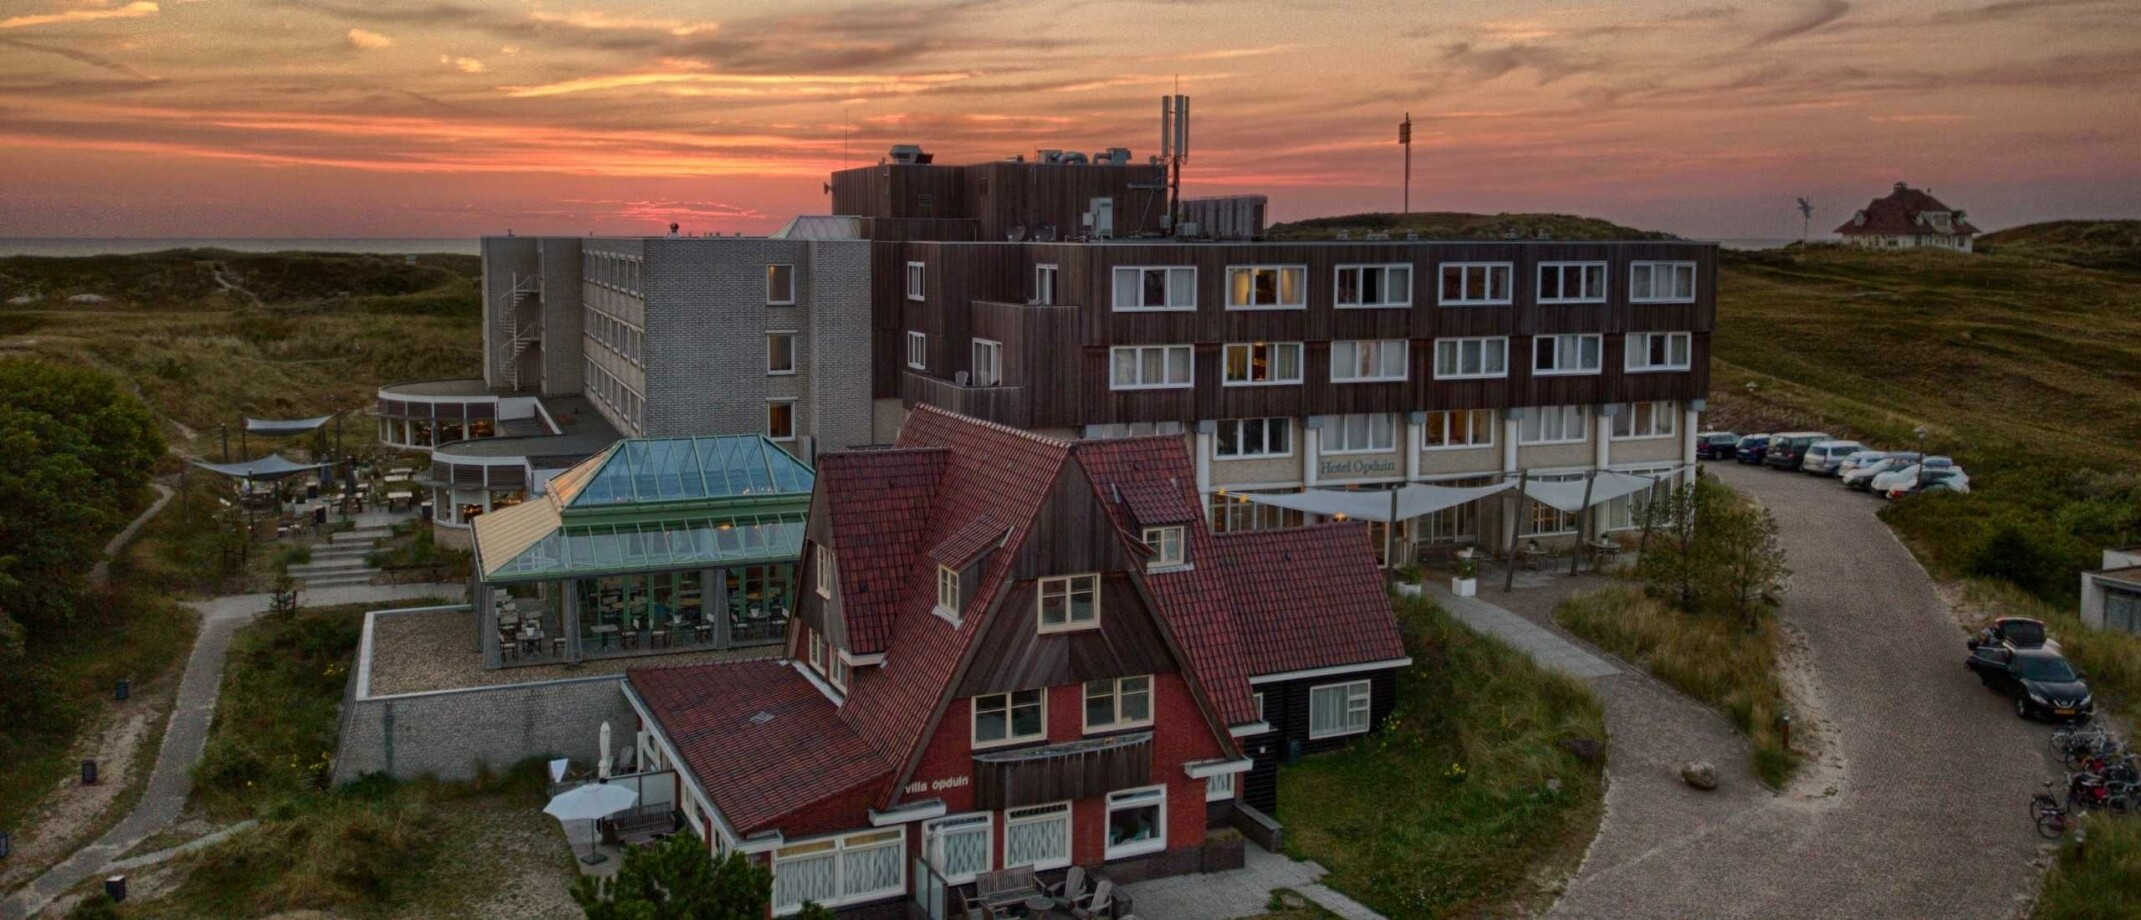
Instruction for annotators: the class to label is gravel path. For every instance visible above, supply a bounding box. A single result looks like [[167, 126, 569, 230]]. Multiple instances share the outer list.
[[1540, 464, 2051, 919], [1, 583, 463, 920]]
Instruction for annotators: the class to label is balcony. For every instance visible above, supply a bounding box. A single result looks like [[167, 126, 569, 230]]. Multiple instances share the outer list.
[[902, 370, 1030, 429], [971, 731, 1152, 810]]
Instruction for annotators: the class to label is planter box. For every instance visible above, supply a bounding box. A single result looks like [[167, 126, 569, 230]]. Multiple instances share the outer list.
[[1200, 834, 1246, 872], [1452, 577, 1477, 597]]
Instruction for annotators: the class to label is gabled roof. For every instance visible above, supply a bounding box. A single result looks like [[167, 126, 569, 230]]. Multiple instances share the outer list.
[[930, 516, 1006, 569], [1836, 183, 1980, 237], [1213, 525, 1409, 676], [1113, 478, 1200, 528], [815, 447, 949, 654], [629, 660, 892, 837]]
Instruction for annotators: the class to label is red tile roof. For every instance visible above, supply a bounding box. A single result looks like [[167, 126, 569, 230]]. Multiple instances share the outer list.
[[628, 660, 892, 836], [815, 448, 948, 654], [1212, 524, 1408, 676], [1835, 184, 1980, 237], [1114, 478, 1201, 527], [929, 516, 1007, 569]]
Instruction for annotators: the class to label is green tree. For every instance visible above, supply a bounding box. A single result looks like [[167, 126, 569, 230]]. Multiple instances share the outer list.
[[1634, 482, 1703, 612], [572, 836, 837, 920], [1700, 493, 1791, 629]]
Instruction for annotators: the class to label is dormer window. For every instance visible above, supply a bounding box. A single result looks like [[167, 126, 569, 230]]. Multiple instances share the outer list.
[[936, 564, 961, 621], [1142, 526, 1185, 568], [1037, 574, 1100, 632]]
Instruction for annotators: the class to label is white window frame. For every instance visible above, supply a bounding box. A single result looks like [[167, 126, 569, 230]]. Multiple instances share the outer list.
[[1214, 417, 1292, 460], [1324, 413, 1397, 454], [1532, 334, 1603, 376], [1206, 771, 1236, 802], [1037, 573, 1100, 633], [1108, 345, 1193, 391], [767, 263, 797, 306], [1629, 261, 1697, 303], [971, 338, 1003, 387], [906, 331, 927, 371], [771, 827, 907, 915], [906, 261, 926, 301], [1142, 526, 1185, 568], [1224, 264, 1307, 311], [1307, 679, 1372, 740], [1033, 264, 1058, 306], [1222, 341, 1304, 386], [1103, 785, 1168, 861], [1611, 401, 1679, 440], [1253, 691, 1265, 722], [815, 544, 833, 598], [1334, 263, 1412, 309], [1517, 405, 1589, 445], [1438, 262, 1514, 306], [1536, 261, 1607, 304], [1432, 336, 1509, 380], [766, 399, 797, 442], [808, 628, 826, 673], [1003, 802, 1072, 871], [923, 813, 993, 886], [767, 330, 797, 376], [1083, 675, 1154, 733], [1111, 265, 1197, 312], [1423, 409, 1496, 450], [970, 688, 1047, 749], [1624, 331, 1692, 372], [936, 564, 961, 619], [1330, 339, 1409, 383]]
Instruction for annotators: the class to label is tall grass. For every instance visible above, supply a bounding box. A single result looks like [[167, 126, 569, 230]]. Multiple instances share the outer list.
[[191, 605, 366, 819], [1556, 584, 1799, 786], [2033, 815, 2141, 920], [1280, 596, 1607, 918]]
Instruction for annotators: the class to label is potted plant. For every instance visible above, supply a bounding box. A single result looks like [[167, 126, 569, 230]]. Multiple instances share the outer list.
[[1452, 550, 1479, 597]]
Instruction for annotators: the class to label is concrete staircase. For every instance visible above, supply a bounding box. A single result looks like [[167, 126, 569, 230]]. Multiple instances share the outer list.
[[287, 526, 392, 589]]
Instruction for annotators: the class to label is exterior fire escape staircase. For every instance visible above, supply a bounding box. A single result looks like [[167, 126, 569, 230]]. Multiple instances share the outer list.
[[501, 273, 543, 392]]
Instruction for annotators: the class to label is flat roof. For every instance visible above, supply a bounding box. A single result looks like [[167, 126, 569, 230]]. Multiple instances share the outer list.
[[431, 396, 619, 461], [380, 378, 498, 398]]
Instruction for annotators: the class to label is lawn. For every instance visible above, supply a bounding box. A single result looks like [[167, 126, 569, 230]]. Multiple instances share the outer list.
[[2033, 814, 2141, 920], [1278, 595, 1607, 919]]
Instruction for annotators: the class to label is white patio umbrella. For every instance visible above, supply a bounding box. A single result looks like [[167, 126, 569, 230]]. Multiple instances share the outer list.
[[598, 722, 613, 779], [545, 781, 638, 865]]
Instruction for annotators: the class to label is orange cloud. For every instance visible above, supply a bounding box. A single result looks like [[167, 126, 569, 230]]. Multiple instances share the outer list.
[[500, 70, 974, 99], [441, 55, 485, 73], [529, 9, 718, 37], [346, 28, 391, 50], [0, 0, 157, 30]]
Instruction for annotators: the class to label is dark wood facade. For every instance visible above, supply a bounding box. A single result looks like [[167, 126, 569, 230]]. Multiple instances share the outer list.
[[1238, 667, 1402, 817], [831, 160, 1170, 243], [971, 731, 1154, 810], [878, 240, 1717, 429]]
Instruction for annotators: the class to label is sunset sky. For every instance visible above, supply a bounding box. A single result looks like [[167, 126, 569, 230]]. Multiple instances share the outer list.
[[2, 0, 2138, 239]]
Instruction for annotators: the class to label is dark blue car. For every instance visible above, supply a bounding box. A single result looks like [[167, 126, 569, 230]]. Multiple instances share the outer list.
[[1733, 433, 1772, 464]]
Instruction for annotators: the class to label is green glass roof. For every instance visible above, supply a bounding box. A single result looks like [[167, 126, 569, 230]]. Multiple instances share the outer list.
[[487, 510, 807, 581], [549, 436, 814, 509]]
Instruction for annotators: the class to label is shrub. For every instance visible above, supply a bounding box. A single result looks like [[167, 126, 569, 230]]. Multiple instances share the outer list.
[[170, 792, 436, 914], [1634, 479, 1790, 627]]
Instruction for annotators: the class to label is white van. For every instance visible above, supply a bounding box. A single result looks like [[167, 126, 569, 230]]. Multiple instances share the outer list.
[[1800, 440, 1866, 476]]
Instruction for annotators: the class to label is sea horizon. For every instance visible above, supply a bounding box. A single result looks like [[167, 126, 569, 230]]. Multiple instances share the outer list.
[[2, 235, 1809, 258]]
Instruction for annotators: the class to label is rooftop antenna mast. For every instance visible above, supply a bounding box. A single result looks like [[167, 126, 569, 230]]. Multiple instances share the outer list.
[[1400, 112, 1413, 214], [1796, 197, 1813, 242], [1161, 92, 1190, 233]]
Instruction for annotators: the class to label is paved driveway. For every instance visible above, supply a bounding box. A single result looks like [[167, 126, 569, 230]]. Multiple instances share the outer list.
[[1548, 464, 2051, 919]]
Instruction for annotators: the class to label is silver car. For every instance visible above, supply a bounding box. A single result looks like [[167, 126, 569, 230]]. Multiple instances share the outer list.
[[1800, 440, 1867, 476]]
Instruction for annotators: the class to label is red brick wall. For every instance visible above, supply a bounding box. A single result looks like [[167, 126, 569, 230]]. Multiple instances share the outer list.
[[902, 673, 1221, 870]]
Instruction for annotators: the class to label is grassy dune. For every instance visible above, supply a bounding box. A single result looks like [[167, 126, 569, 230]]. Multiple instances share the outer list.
[[1266, 211, 1672, 242]]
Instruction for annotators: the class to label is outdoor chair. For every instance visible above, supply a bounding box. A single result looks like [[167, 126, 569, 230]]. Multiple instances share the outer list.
[[1071, 880, 1114, 919], [1048, 865, 1088, 906]]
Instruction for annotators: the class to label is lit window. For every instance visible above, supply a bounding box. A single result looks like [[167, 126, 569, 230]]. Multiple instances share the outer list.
[[906, 261, 926, 301], [1432, 337, 1508, 380], [1223, 342, 1303, 385], [1103, 786, 1168, 860], [1629, 261, 1697, 302], [1612, 401, 1679, 439], [767, 264, 796, 305], [1141, 526, 1185, 568], [1225, 265, 1306, 309], [1308, 680, 1371, 739], [1108, 345, 1193, 390], [767, 331, 797, 375], [1326, 413, 1396, 453], [1084, 675, 1153, 732], [1037, 574, 1100, 632], [1537, 262, 1607, 303], [1439, 262, 1513, 305], [1112, 266, 1197, 311], [767, 399, 796, 441], [1330, 340, 1408, 382], [1423, 409, 1496, 449], [1335, 264, 1412, 308], [972, 688, 1046, 747], [1532, 334, 1603, 376], [1215, 418, 1291, 459], [1624, 331, 1692, 372]]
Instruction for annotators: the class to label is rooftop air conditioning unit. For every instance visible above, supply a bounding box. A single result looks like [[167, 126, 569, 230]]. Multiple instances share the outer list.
[[1105, 147, 1132, 165], [1061, 151, 1090, 165], [888, 144, 924, 164], [1037, 149, 1064, 164], [1178, 221, 1200, 238], [1088, 197, 1115, 240]]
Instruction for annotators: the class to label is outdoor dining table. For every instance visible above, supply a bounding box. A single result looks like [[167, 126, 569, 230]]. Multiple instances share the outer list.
[[590, 624, 620, 649]]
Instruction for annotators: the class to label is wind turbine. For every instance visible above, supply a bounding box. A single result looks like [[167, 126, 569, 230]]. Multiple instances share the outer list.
[[1796, 197, 1814, 242]]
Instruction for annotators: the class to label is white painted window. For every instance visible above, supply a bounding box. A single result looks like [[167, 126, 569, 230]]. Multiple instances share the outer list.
[[906, 261, 926, 301], [1037, 574, 1100, 632], [1438, 262, 1513, 305], [771, 827, 905, 915], [767, 331, 797, 375], [808, 627, 825, 672], [828, 648, 849, 691], [1629, 261, 1697, 302], [971, 688, 1046, 748], [972, 339, 1003, 387], [1326, 413, 1397, 454], [768, 264, 796, 305], [815, 544, 833, 598], [1433, 336, 1508, 380], [1206, 771, 1236, 802], [936, 564, 960, 617], [1335, 263, 1412, 308], [1223, 342, 1303, 386], [1084, 675, 1153, 732], [1624, 331, 1692, 372], [1537, 262, 1607, 303], [924, 814, 993, 885], [1518, 405, 1588, 444], [1215, 417, 1292, 459], [1330, 339, 1408, 383], [1003, 803, 1072, 871], [1112, 266, 1197, 311], [766, 399, 797, 441], [1034, 264, 1058, 306], [1253, 691, 1266, 722], [1612, 401, 1679, 439], [1225, 265, 1306, 310], [1108, 345, 1193, 390], [1142, 526, 1185, 567], [1532, 334, 1603, 376], [1104, 786, 1168, 860], [1423, 409, 1496, 449], [1308, 680, 1371, 739], [906, 331, 927, 371]]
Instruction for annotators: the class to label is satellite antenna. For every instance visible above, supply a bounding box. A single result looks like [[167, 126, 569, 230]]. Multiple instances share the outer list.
[[1035, 223, 1058, 243], [1796, 197, 1813, 242], [1006, 224, 1027, 242]]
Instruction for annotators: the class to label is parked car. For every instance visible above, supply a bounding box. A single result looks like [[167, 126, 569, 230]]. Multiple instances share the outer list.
[[1835, 450, 1892, 478], [1734, 433, 1774, 464], [1875, 464, 1970, 499], [1842, 453, 1921, 491], [1965, 644, 2093, 722], [1800, 440, 1867, 476], [1696, 431, 1741, 461], [1975, 616, 2054, 652], [1763, 432, 1833, 471]]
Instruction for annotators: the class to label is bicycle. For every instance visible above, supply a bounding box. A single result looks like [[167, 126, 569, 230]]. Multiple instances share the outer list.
[[2031, 781, 2071, 839], [2051, 723, 2110, 755], [2063, 737, 2124, 772]]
